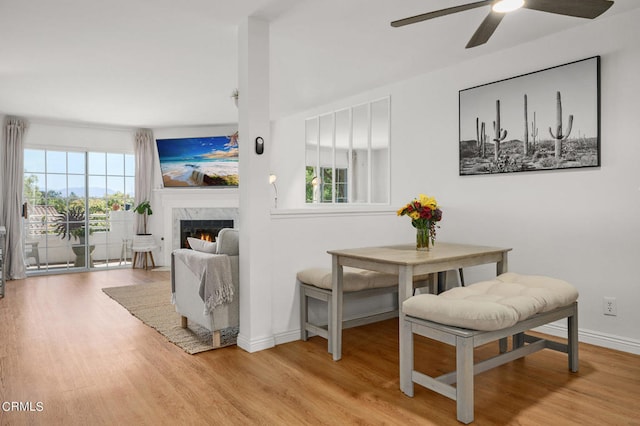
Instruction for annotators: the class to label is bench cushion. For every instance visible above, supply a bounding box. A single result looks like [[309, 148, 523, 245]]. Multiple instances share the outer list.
[[402, 272, 579, 331], [297, 267, 399, 292]]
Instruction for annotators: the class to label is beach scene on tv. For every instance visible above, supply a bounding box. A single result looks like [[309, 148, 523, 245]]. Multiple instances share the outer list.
[[156, 134, 239, 187]]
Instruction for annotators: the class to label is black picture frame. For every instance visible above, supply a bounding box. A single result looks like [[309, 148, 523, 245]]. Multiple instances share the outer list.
[[459, 56, 601, 176]]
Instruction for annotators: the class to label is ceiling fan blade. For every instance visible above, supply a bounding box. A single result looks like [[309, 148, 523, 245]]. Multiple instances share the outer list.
[[466, 11, 504, 48], [391, 0, 493, 27], [523, 0, 614, 19]]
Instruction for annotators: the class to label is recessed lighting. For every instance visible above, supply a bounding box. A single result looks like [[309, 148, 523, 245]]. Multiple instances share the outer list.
[[492, 0, 525, 13]]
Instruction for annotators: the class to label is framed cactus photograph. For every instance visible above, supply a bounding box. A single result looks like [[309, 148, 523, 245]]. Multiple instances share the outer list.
[[459, 56, 600, 175]]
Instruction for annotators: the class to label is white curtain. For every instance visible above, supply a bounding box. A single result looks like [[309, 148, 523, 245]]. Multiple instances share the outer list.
[[134, 128, 154, 235], [1, 117, 28, 280]]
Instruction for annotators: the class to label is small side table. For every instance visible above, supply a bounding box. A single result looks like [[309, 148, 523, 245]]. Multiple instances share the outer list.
[[131, 235, 157, 270]]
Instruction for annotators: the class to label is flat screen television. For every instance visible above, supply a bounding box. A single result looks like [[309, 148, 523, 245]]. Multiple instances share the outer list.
[[156, 135, 238, 187]]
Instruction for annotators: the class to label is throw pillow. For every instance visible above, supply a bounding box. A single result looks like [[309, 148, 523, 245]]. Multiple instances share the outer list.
[[187, 237, 217, 254]]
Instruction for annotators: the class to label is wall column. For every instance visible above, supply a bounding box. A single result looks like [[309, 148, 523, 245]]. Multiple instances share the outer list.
[[236, 17, 274, 352]]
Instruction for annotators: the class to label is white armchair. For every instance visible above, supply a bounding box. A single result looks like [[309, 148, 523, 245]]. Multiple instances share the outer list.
[[171, 228, 239, 347]]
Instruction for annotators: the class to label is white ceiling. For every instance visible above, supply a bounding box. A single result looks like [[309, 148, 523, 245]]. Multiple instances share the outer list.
[[1, 0, 637, 129]]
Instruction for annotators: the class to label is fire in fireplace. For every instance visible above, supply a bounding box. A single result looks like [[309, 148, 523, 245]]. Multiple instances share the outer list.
[[180, 219, 234, 249]]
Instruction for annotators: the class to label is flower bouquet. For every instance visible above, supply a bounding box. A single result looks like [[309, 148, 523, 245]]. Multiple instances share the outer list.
[[397, 194, 443, 251]]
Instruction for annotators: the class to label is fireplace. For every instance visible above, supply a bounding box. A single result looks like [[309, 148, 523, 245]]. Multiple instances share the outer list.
[[180, 219, 234, 249]]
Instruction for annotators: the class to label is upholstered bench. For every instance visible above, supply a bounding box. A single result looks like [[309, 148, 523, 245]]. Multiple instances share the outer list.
[[399, 272, 579, 424], [298, 267, 432, 353]]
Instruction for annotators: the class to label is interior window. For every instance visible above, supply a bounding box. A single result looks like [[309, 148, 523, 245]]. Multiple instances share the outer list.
[[305, 96, 390, 204]]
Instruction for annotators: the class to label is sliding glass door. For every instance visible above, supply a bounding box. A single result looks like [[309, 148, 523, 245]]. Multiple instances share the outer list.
[[23, 149, 135, 273]]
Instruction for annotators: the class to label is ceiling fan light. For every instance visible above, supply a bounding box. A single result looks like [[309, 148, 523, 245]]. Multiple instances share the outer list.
[[492, 0, 525, 13]]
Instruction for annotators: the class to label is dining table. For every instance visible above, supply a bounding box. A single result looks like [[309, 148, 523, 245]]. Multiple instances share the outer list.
[[326, 242, 512, 361]]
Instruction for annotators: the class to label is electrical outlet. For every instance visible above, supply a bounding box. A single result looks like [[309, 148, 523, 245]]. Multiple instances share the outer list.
[[603, 297, 617, 316]]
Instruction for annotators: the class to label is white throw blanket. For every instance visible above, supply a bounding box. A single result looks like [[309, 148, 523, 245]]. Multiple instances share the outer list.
[[173, 250, 234, 315]]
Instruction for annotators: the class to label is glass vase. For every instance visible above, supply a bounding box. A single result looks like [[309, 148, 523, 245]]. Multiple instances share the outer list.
[[416, 226, 431, 251]]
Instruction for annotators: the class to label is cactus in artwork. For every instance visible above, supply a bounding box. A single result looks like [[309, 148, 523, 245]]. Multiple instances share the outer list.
[[476, 117, 481, 153], [523, 94, 529, 156], [493, 99, 507, 161], [548, 91, 573, 159], [480, 122, 487, 158], [476, 117, 488, 158], [530, 111, 538, 148]]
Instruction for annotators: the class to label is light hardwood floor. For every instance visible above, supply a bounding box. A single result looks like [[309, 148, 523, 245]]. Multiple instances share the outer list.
[[0, 269, 639, 425]]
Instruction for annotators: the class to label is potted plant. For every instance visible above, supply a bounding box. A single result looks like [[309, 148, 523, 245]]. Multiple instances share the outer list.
[[54, 205, 93, 244], [133, 200, 153, 235]]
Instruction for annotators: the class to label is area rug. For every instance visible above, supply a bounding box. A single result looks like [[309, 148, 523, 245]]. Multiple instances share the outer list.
[[102, 281, 238, 354]]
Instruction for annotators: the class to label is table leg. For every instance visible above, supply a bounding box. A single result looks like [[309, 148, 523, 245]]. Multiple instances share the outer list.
[[398, 265, 414, 388], [497, 252, 509, 275], [331, 255, 343, 361], [437, 271, 446, 294]]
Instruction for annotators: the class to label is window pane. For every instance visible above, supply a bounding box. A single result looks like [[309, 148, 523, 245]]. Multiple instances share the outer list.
[[46, 174, 67, 198], [335, 109, 350, 172], [24, 149, 45, 173], [24, 173, 45, 203], [88, 152, 106, 175], [321, 167, 333, 203], [88, 175, 106, 198], [335, 168, 348, 203], [124, 154, 135, 176], [67, 174, 85, 199], [371, 98, 390, 204], [107, 176, 125, 195], [47, 151, 67, 174], [124, 177, 135, 204], [107, 153, 124, 176], [305, 166, 316, 203], [352, 104, 369, 203], [319, 114, 333, 169], [68, 152, 85, 175]]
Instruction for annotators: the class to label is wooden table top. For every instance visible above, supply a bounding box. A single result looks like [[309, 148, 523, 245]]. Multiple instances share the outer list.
[[327, 242, 512, 266]]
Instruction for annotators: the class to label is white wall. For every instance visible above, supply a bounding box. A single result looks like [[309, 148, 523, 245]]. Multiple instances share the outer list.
[[269, 10, 640, 353], [25, 120, 134, 152]]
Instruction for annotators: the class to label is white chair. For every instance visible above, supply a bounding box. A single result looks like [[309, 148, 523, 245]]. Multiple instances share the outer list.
[[131, 235, 157, 269]]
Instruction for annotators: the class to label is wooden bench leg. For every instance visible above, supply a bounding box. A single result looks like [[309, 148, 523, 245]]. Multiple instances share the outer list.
[[568, 308, 579, 372], [499, 337, 508, 353], [513, 332, 525, 349], [400, 317, 414, 397], [456, 335, 475, 424], [327, 301, 333, 354], [300, 284, 309, 341]]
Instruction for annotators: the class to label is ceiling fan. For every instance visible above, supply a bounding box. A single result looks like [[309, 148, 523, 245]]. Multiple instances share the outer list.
[[391, 0, 614, 48]]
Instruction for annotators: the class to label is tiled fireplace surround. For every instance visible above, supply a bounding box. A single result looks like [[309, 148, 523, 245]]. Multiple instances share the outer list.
[[158, 190, 239, 266], [172, 208, 239, 249]]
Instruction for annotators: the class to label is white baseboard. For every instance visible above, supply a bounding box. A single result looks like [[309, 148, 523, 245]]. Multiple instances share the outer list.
[[242, 317, 640, 357], [236, 333, 275, 353], [274, 324, 640, 356], [274, 330, 301, 346], [534, 324, 640, 355]]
